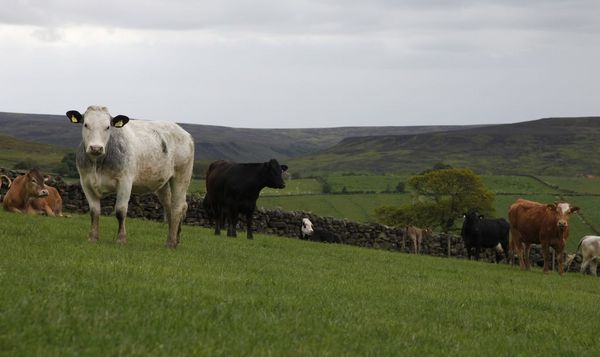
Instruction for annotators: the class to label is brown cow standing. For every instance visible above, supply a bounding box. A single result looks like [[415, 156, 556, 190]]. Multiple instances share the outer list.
[[404, 225, 432, 254], [508, 198, 579, 275], [2, 169, 49, 214]]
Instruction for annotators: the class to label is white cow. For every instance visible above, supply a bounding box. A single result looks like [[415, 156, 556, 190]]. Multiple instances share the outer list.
[[567, 235, 600, 275], [67, 106, 194, 248]]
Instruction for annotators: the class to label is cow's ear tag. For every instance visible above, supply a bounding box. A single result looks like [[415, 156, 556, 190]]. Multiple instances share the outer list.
[[113, 120, 124, 128], [70, 115, 79, 123]]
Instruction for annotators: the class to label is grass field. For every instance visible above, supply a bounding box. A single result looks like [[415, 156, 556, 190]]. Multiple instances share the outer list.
[[1, 210, 600, 355]]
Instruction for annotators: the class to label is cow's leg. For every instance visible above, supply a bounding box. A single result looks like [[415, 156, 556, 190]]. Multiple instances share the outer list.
[[245, 210, 254, 240], [590, 259, 598, 276], [43, 204, 55, 217], [214, 205, 224, 236], [227, 205, 238, 237], [541, 242, 551, 274], [554, 242, 566, 275], [581, 258, 590, 274], [523, 243, 532, 270], [412, 238, 417, 254], [474, 245, 480, 261], [114, 181, 133, 245], [81, 184, 101, 242], [166, 174, 190, 248], [156, 183, 172, 225]]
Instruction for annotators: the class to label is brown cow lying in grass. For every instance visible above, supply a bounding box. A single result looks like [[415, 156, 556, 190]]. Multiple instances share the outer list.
[[2, 169, 63, 216]]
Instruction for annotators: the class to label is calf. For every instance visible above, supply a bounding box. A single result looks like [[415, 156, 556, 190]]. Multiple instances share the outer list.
[[404, 225, 432, 254], [67, 106, 194, 247], [508, 199, 579, 275], [461, 211, 509, 263], [2, 169, 49, 214], [30, 186, 63, 216], [300, 218, 341, 243], [205, 159, 288, 239], [567, 236, 600, 276]]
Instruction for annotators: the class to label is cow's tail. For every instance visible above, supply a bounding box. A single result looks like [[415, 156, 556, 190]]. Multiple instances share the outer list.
[[0, 175, 12, 189]]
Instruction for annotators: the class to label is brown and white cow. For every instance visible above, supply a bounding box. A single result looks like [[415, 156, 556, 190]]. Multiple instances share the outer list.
[[2, 169, 49, 214], [404, 225, 432, 254], [67, 106, 194, 248], [508, 198, 579, 275]]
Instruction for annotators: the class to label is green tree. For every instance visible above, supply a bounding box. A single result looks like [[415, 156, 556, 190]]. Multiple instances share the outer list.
[[55, 152, 78, 177], [395, 181, 405, 193], [375, 168, 494, 232]]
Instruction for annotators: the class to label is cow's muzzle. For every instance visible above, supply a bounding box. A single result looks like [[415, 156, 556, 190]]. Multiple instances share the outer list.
[[38, 189, 49, 198], [88, 145, 104, 156]]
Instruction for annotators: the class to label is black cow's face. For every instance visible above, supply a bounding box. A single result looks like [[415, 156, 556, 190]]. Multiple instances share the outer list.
[[264, 159, 287, 189], [463, 211, 483, 229]]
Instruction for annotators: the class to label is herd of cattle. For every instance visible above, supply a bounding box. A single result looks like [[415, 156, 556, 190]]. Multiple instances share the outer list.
[[1, 105, 599, 277]]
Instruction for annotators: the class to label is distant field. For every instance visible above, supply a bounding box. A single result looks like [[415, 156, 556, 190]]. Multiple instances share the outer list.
[[258, 193, 412, 222], [2, 210, 600, 355]]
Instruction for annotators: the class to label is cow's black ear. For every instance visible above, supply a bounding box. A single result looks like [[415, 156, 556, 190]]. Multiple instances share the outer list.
[[281, 165, 288, 172], [111, 115, 130, 128], [67, 110, 83, 124]]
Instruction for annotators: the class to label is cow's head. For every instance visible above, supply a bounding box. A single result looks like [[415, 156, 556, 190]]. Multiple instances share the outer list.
[[24, 169, 49, 199], [547, 202, 579, 231], [264, 159, 288, 189], [66, 106, 130, 158], [301, 218, 314, 237], [463, 211, 483, 224]]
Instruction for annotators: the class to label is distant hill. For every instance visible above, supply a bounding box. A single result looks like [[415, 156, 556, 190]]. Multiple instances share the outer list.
[[0, 112, 474, 162], [288, 117, 600, 176]]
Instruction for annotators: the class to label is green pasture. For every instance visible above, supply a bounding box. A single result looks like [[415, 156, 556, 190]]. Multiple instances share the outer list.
[[187, 178, 322, 196], [1, 210, 600, 355]]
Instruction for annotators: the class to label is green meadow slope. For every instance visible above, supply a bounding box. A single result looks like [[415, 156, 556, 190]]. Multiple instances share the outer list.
[[1, 210, 600, 355]]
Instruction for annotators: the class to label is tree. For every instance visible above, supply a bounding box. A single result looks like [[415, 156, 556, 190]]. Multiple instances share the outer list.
[[395, 181, 405, 193], [408, 168, 494, 232], [55, 152, 78, 177], [375, 168, 494, 232]]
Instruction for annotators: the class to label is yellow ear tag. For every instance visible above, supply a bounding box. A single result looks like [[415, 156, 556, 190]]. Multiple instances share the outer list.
[[70, 115, 78, 123], [113, 120, 124, 128]]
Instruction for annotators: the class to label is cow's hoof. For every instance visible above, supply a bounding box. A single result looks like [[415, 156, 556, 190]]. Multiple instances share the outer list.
[[247, 236, 254, 240], [88, 234, 99, 242], [165, 241, 178, 249]]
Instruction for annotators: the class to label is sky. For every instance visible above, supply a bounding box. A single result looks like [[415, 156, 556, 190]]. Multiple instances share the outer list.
[[0, 0, 599, 128]]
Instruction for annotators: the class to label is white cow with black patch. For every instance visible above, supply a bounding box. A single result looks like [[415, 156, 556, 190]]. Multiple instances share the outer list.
[[67, 105, 194, 248]]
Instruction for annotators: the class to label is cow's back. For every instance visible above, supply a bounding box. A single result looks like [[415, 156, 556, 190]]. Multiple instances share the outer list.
[[78, 120, 194, 194]]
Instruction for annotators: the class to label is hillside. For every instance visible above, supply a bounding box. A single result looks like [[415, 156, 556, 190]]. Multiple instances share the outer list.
[[0, 112, 469, 162], [288, 117, 600, 176], [0, 133, 70, 171]]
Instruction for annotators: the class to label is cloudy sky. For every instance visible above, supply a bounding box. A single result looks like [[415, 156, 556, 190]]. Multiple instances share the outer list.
[[1, 0, 599, 128]]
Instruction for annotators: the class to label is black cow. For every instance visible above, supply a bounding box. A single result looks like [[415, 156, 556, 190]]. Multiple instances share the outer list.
[[461, 211, 509, 263], [205, 159, 288, 239], [300, 218, 342, 243]]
